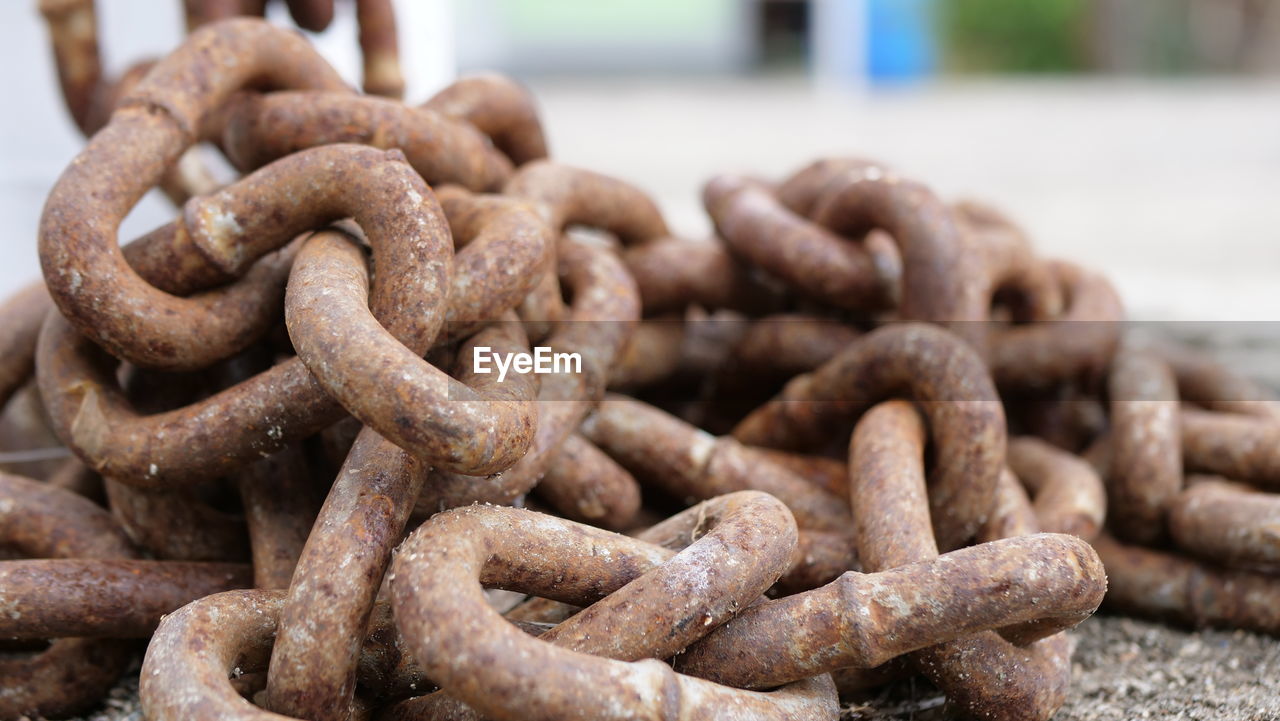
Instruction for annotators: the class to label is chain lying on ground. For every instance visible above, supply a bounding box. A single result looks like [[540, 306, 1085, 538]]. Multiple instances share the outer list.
[[1, 9, 1276, 721]]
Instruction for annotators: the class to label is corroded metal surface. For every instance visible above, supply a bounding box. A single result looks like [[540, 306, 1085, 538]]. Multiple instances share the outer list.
[[583, 394, 851, 533], [1107, 347, 1181, 544], [732, 323, 1005, 550], [1094, 533, 1280, 634], [673, 533, 1102, 694], [1008, 435, 1107, 541], [0, 559, 250, 638], [0, 282, 53, 409], [221, 92, 510, 190], [39, 19, 348, 370], [1169, 477, 1280, 568], [534, 432, 641, 529], [14, 18, 1280, 721], [989, 261, 1124, 389], [0, 472, 138, 718], [705, 174, 898, 311], [284, 229, 532, 476], [840, 401, 1104, 721], [388, 502, 838, 721], [1181, 408, 1280, 487], [424, 74, 549, 165]]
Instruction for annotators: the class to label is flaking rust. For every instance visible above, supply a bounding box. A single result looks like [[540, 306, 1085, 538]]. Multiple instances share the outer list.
[[3, 12, 1277, 721]]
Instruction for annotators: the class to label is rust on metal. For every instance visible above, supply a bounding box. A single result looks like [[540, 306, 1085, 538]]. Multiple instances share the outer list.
[[733, 323, 1005, 550]]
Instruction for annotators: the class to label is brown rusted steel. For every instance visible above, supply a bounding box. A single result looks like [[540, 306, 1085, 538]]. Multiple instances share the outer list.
[[105, 479, 250, 562], [989, 261, 1124, 389], [978, 464, 1092, 647], [38, 197, 538, 490], [772, 528, 861, 594], [534, 433, 642, 530], [500, 529, 856, 628], [37, 308, 338, 488], [977, 466, 1040, 544], [311, 414, 364, 481], [415, 235, 639, 511], [809, 168, 985, 343], [716, 313, 862, 394], [1168, 476, 1280, 569], [47, 458, 104, 501], [387, 501, 838, 721], [1158, 341, 1280, 421], [237, 444, 322, 589], [97, 363, 251, 562], [775, 157, 884, 217], [576, 393, 855, 588], [831, 400, 1097, 721], [355, 0, 403, 97], [772, 160, 906, 312], [517, 268, 570, 341], [285, 0, 335, 31], [672, 532, 1102, 693], [604, 310, 744, 393], [0, 635, 136, 721], [140, 589, 288, 720], [434, 185, 554, 336], [622, 237, 782, 315], [1093, 533, 1280, 634], [583, 394, 851, 533], [0, 471, 134, 559], [506, 161, 670, 244], [424, 74, 549, 165], [285, 229, 535, 476], [1181, 407, 1280, 487], [704, 174, 898, 311], [1007, 383, 1109, 455], [142, 589, 393, 721], [0, 282, 53, 410], [267, 310, 540, 721], [138, 142, 448, 362], [604, 491, 798, 655], [1007, 435, 1107, 541], [0, 559, 249, 639], [40, 142, 502, 485], [829, 659, 916, 697], [607, 318, 688, 389], [749, 447, 850, 498], [264, 427, 427, 721], [504, 162, 658, 342], [220, 92, 511, 190], [0, 472, 137, 719], [39, 18, 350, 371], [733, 322, 1004, 551], [38, 0, 105, 134], [0, 382, 67, 483], [388, 491, 808, 720], [181, 0, 251, 30], [959, 201, 1064, 325], [1106, 347, 1181, 544], [185, 0, 398, 97], [40, 0, 230, 204]]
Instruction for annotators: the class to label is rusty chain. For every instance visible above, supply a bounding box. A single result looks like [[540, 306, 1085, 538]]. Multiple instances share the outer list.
[[1, 12, 1277, 721]]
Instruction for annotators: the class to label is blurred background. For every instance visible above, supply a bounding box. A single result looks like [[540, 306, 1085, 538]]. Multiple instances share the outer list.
[[2, 0, 1278, 323]]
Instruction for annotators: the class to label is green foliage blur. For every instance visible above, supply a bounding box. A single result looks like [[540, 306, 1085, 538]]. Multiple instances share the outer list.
[[942, 0, 1087, 72]]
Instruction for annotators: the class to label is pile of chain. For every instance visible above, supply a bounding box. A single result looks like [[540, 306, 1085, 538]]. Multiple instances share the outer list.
[[1, 5, 1277, 721]]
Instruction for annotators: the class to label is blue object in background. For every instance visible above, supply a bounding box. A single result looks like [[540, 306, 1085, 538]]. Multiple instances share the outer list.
[[867, 0, 937, 82]]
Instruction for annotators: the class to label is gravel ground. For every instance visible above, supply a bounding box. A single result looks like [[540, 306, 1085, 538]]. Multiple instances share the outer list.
[[49, 613, 1280, 721], [844, 614, 1280, 720]]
